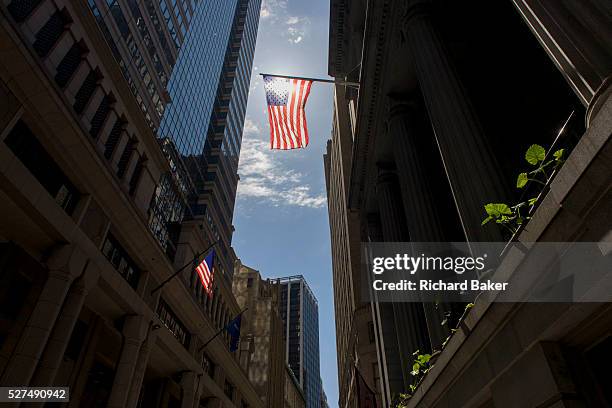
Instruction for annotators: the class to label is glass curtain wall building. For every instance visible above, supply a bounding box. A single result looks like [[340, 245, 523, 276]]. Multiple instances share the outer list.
[[89, 0, 261, 278], [278, 276, 322, 408]]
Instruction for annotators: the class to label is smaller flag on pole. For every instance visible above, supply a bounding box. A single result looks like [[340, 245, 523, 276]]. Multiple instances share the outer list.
[[195, 249, 215, 297], [263, 75, 313, 150], [226, 313, 242, 352]]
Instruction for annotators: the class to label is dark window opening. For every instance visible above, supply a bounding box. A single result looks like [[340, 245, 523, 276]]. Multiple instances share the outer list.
[[55, 41, 85, 88], [32, 9, 70, 57], [116, 137, 137, 179], [157, 298, 190, 348], [102, 233, 140, 288], [73, 69, 100, 114], [8, 0, 44, 22], [89, 94, 114, 139], [104, 118, 126, 159], [64, 319, 89, 361], [5, 120, 79, 214]]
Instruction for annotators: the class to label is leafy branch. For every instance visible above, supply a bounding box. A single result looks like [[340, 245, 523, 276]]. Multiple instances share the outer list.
[[482, 144, 564, 235], [396, 303, 475, 407]]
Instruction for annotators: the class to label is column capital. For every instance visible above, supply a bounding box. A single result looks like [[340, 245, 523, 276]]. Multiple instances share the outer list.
[[45, 244, 88, 279], [122, 315, 148, 343], [376, 163, 398, 186], [400, 0, 432, 31], [386, 94, 422, 128]]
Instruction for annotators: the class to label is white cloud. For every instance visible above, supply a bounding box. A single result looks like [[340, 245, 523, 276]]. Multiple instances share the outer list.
[[243, 118, 260, 136], [260, 0, 287, 19], [237, 138, 326, 208], [284, 17, 310, 44]]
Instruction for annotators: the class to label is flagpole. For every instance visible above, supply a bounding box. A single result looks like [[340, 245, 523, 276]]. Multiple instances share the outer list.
[[198, 308, 248, 353], [259, 73, 360, 88], [150, 239, 219, 295]]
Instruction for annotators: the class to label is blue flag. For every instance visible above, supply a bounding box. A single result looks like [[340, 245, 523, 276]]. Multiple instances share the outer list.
[[226, 314, 242, 352]]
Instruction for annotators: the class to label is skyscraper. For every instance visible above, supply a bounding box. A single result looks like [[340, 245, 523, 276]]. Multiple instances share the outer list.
[[277, 276, 322, 408], [0, 0, 265, 405], [90, 0, 261, 279]]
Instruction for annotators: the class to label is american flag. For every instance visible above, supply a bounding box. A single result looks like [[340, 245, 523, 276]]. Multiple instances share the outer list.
[[263, 75, 313, 149], [195, 250, 215, 297]]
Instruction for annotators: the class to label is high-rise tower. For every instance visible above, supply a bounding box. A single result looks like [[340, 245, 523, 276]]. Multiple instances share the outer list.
[[90, 0, 261, 279], [277, 276, 322, 408]]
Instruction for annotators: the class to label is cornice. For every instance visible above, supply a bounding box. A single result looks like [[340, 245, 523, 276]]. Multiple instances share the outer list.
[[347, 0, 395, 210]]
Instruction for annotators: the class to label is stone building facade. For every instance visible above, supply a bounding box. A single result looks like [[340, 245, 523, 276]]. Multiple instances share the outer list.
[[325, 0, 611, 407], [0, 0, 266, 407], [232, 262, 286, 408], [284, 366, 306, 408]]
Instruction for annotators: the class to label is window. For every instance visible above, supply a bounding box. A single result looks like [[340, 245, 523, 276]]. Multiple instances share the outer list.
[[128, 154, 147, 195], [5, 121, 79, 214], [105, 119, 126, 159], [7, 0, 43, 22], [116, 137, 136, 178], [32, 9, 69, 57], [367, 321, 375, 344], [73, 69, 100, 114], [89, 94, 114, 139], [372, 362, 380, 393], [55, 41, 84, 88], [157, 299, 190, 347], [223, 380, 234, 400], [102, 233, 140, 288], [247, 277, 253, 288]]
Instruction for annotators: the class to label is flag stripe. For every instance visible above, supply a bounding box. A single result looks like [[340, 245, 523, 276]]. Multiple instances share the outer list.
[[264, 75, 313, 150], [194, 250, 215, 298], [295, 80, 306, 147], [301, 81, 312, 147], [289, 79, 298, 144]]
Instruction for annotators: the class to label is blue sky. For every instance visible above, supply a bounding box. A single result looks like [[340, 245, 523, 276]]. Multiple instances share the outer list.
[[232, 0, 339, 405]]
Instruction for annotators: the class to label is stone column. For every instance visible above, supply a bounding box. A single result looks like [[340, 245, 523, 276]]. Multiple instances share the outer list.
[[388, 98, 447, 242], [180, 371, 198, 408], [125, 323, 159, 408], [107, 315, 147, 408], [375, 169, 430, 387], [30, 262, 100, 389], [401, 1, 507, 242], [387, 98, 455, 350], [0, 245, 87, 387]]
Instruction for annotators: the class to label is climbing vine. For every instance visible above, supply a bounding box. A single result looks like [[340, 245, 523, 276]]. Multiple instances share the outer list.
[[481, 144, 565, 235]]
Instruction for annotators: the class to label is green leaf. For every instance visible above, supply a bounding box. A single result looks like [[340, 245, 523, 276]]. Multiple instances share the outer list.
[[484, 203, 512, 217], [553, 149, 564, 161], [465, 303, 474, 309], [528, 197, 538, 206], [419, 354, 432, 364], [525, 144, 546, 165], [516, 172, 528, 188]]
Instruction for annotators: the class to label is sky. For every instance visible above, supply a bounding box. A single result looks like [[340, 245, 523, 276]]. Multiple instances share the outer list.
[[232, 0, 339, 405]]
